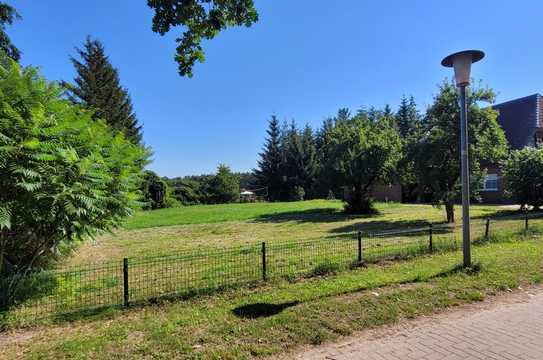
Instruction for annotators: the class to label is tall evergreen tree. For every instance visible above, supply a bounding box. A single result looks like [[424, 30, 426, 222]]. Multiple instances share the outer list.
[[395, 95, 423, 202], [254, 116, 283, 201], [300, 124, 318, 198], [395, 96, 420, 137], [66, 37, 142, 144], [0, 2, 20, 62]]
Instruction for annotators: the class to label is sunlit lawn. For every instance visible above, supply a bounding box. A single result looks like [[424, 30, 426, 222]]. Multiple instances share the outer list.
[[3, 235, 543, 359], [67, 200, 511, 265]]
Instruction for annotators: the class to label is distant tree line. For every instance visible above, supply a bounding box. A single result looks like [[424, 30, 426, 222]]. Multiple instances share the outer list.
[[160, 165, 253, 206]]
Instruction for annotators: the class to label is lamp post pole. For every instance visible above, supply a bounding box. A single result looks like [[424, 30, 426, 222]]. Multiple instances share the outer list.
[[441, 50, 485, 268], [459, 84, 470, 267]]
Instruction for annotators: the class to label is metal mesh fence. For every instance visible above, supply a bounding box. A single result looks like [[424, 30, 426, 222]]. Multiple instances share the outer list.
[[1, 212, 542, 326]]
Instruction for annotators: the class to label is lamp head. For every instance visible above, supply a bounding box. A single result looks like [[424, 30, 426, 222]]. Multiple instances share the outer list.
[[441, 50, 485, 87]]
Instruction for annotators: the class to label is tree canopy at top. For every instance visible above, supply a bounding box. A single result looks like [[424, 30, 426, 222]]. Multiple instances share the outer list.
[[147, 0, 258, 77], [0, 2, 20, 61]]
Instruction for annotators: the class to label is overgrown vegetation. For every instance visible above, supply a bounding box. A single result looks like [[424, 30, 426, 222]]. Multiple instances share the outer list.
[[0, 60, 148, 309], [140, 170, 177, 210]]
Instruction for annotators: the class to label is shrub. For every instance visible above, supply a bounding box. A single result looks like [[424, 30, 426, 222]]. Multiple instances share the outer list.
[[140, 170, 177, 210], [502, 147, 543, 210], [0, 61, 148, 307], [292, 186, 305, 201]]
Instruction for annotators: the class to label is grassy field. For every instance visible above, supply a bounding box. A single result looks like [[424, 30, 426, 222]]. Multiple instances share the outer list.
[[67, 200, 508, 265], [0, 201, 522, 326], [2, 234, 543, 359]]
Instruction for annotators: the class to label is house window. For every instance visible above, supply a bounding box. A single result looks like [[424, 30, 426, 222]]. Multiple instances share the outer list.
[[482, 174, 498, 192]]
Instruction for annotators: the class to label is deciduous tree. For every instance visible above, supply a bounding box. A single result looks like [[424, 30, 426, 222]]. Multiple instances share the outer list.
[[414, 80, 508, 222], [147, 0, 258, 77], [325, 111, 402, 214], [503, 147, 543, 210]]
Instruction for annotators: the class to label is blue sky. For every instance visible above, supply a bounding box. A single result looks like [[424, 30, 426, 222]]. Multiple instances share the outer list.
[[11, 1, 543, 177]]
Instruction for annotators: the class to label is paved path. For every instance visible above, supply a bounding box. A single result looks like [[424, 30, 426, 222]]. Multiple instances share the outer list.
[[288, 287, 543, 360]]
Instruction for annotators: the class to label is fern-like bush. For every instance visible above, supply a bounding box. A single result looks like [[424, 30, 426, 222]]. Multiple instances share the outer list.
[[0, 61, 148, 308]]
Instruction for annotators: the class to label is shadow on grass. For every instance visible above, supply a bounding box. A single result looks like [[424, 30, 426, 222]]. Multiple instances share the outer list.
[[51, 305, 119, 324], [402, 262, 482, 285], [251, 208, 376, 224], [330, 219, 436, 236], [232, 301, 299, 319]]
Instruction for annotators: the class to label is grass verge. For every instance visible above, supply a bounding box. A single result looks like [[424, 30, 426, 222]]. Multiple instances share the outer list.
[[2, 235, 542, 359]]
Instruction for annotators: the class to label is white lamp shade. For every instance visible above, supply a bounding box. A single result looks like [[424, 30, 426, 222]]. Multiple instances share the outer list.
[[452, 53, 472, 87], [441, 50, 485, 87]]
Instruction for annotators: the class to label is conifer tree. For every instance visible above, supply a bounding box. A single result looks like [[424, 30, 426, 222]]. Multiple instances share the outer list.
[[395, 95, 423, 202], [254, 116, 283, 201], [300, 124, 317, 198], [395, 95, 420, 137], [208, 164, 240, 204], [281, 121, 305, 200], [66, 37, 142, 144], [0, 2, 20, 62]]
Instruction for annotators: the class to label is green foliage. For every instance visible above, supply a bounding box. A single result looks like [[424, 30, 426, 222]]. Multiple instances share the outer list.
[[254, 118, 318, 202], [140, 170, 176, 210], [169, 177, 207, 205], [414, 80, 508, 222], [254, 116, 283, 201], [207, 164, 240, 204], [280, 121, 318, 201], [0, 61, 148, 306], [395, 96, 423, 202], [0, 2, 20, 61], [168, 170, 250, 205], [503, 147, 543, 209], [311, 259, 340, 276], [147, 0, 258, 77], [325, 110, 402, 214], [65, 37, 143, 144]]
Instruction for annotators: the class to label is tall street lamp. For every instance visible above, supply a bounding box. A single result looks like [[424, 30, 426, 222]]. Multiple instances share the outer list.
[[441, 50, 485, 268]]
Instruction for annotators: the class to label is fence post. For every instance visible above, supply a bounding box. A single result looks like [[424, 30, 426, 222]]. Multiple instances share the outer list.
[[525, 209, 529, 234], [485, 217, 490, 239], [261, 242, 267, 281], [429, 223, 433, 253], [123, 258, 129, 307], [357, 231, 362, 263]]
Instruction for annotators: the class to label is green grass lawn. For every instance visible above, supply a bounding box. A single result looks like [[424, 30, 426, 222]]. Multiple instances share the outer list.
[[1, 201, 520, 327], [67, 201, 509, 265], [3, 235, 542, 359]]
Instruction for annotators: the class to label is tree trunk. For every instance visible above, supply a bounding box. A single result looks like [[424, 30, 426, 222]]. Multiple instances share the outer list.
[[445, 201, 455, 223]]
